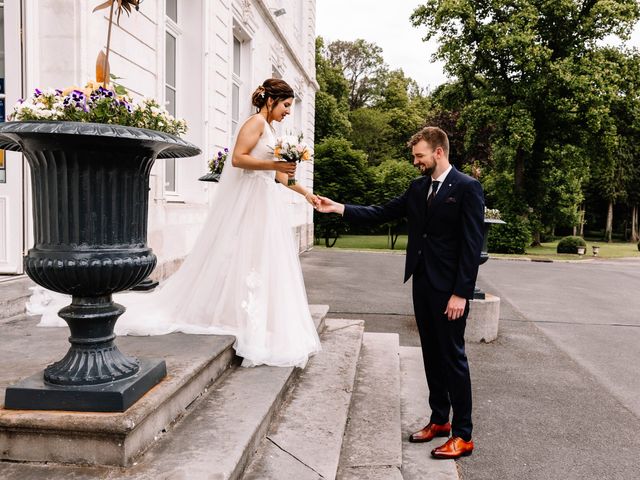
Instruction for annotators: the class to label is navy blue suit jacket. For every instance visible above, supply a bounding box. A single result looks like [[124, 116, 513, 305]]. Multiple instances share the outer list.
[[343, 167, 485, 299]]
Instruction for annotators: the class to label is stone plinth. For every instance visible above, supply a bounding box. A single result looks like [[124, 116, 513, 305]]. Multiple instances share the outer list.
[[466, 294, 500, 343], [0, 317, 236, 466], [0, 306, 328, 467]]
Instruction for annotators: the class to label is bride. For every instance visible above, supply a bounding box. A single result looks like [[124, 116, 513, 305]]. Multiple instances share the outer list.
[[28, 78, 322, 368]]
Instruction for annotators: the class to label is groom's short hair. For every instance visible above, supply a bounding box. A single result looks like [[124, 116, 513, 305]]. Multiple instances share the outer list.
[[407, 127, 449, 158]]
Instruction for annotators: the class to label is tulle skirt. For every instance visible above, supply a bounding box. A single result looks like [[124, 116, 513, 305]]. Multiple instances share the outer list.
[[28, 169, 321, 368]]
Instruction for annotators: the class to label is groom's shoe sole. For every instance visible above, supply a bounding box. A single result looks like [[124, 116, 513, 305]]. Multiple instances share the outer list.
[[408, 422, 451, 443]]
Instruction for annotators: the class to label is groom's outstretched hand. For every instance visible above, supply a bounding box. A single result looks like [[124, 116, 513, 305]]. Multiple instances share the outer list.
[[315, 196, 345, 215]]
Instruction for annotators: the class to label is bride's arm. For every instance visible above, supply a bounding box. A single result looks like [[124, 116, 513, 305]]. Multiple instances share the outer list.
[[275, 172, 319, 207], [232, 116, 296, 176]]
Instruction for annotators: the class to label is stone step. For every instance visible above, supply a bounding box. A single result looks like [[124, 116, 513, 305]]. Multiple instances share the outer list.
[[337, 332, 403, 480], [0, 324, 237, 467], [0, 305, 330, 479], [0, 275, 34, 323], [399, 346, 459, 480], [242, 318, 365, 480]]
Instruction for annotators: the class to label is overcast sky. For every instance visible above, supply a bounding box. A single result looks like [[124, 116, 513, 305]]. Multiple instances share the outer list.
[[316, 0, 640, 92]]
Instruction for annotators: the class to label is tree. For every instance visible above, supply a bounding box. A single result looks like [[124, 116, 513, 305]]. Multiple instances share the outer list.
[[315, 37, 351, 142], [315, 91, 352, 142], [370, 159, 419, 248], [411, 0, 640, 243], [348, 108, 393, 165], [377, 70, 429, 161], [585, 49, 640, 241], [326, 39, 388, 110], [313, 137, 371, 246]]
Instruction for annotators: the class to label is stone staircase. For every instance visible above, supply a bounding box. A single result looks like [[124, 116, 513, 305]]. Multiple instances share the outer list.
[[0, 275, 33, 324], [0, 309, 460, 480]]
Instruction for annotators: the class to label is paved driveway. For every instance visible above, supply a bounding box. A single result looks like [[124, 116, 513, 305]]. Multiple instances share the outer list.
[[479, 258, 640, 419], [301, 250, 640, 480]]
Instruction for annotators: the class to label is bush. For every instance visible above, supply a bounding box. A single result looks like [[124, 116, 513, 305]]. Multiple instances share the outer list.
[[556, 236, 587, 254], [313, 137, 371, 246], [488, 215, 532, 254]]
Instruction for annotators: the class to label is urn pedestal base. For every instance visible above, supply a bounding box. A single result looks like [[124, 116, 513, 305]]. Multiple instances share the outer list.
[[4, 359, 166, 412], [466, 294, 500, 343]]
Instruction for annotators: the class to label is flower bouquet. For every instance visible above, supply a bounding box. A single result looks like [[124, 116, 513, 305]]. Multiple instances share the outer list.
[[273, 134, 313, 185]]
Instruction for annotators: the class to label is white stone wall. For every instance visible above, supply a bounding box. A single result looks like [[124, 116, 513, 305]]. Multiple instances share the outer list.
[[20, 0, 317, 272]]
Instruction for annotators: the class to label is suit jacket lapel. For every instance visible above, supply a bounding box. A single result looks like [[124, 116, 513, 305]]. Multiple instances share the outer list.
[[417, 176, 430, 222]]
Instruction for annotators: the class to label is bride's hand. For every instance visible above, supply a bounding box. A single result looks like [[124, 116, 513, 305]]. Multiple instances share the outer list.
[[304, 192, 319, 208], [274, 161, 296, 176]]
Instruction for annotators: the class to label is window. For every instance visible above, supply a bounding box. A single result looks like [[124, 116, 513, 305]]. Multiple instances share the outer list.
[[233, 36, 241, 77], [231, 36, 241, 135], [165, 5, 178, 193], [166, 0, 177, 22]]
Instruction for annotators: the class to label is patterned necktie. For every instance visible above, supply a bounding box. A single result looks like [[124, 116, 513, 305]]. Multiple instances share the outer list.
[[427, 180, 440, 208]]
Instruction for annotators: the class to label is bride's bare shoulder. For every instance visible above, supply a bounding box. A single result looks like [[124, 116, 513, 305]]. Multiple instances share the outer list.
[[240, 114, 265, 134]]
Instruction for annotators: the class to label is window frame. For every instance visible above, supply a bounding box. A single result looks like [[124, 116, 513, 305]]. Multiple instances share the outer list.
[[164, 4, 182, 199], [231, 35, 242, 136]]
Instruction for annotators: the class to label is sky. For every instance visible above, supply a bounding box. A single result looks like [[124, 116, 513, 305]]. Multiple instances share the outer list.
[[316, 0, 640, 92]]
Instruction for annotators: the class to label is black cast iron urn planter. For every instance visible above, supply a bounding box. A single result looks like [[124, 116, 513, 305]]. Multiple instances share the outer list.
[[198, 172, 220, 182], [473, 218, 506, 300], [0, 121, 200, 412]]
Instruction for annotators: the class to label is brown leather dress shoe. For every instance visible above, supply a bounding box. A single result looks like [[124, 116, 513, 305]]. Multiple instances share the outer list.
[[408, 422, 451, 443], [431, 436, 474, 459]]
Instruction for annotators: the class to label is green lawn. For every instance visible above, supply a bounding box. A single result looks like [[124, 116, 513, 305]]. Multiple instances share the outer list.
[[314, 235, 640, 259], [523, 239, 640, 260], [315, 234, 408, 251]]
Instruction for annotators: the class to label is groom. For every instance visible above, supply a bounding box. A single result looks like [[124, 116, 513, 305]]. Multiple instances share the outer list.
[[316, 126, 484, 459]]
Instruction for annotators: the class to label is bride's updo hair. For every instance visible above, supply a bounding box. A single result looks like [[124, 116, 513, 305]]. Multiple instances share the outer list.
[[251, 79, 294, 111]]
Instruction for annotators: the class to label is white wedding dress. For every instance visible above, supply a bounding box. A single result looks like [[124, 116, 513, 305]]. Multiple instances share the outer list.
[[27, 115, 321, 368]]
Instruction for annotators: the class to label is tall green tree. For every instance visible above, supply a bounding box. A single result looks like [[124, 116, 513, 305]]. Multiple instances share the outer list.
[[411, 0, 640, 242], [378, 70, 429, 161], [315, 37, 351, 142], [347, 108, 393, 165], [326, 39, 388, 110], [585, 48, 640, 241]]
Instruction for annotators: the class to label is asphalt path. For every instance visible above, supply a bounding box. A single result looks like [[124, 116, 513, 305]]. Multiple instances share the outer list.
[[301, 249, 640, 480]]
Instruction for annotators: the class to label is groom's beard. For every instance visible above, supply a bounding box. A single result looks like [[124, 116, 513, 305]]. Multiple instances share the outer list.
[[418, 164, 435, 176]]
